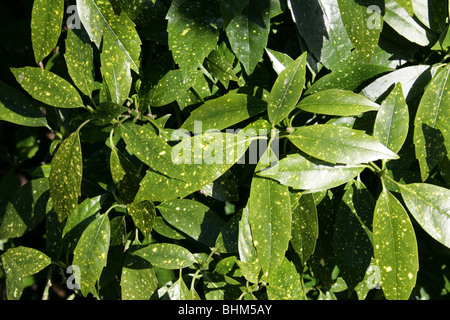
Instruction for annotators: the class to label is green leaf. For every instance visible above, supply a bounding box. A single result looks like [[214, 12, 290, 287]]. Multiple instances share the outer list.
[[73, 213, 111, 297], [65, 28, 95, 98], [120, 122, 188, 180], [77, 0, 141, 72], [290, 193, 318, 264], [0, 81, 48, 128], [268, 52, 307, 125], [62, 195, 103, 252], [373, 83, 409, 154], [31, 0, 64, 64], [121, 242, 158, 300], [395, 0, 413, 15], [384, 0, 431, 46], [373, 187, 418, 300], [100, 33, 132, 106], [110, 145, 142, 204], [167, 0, 219, 78], [135, 131, 252, 202], [204, 42, 240, 83], [338, 0, 384, 62], [92, 102, 128, 125], [265, 48, 294, 75], [220, 0, 249, 27], [248, 175, 291, 278], [412, 0, 447, 33], [334, 179, 374, 290], [414, 64, 450, 181], [238, 205, 257, 264], [226, 0, 271, 75], [305, 64, 393, 95], [288, 124, 399, 164], [11, 67, 85, 109], [1, 247, 51, 300], [298, 89, 380, 116], [259, 153, 365, 191], [181, 93, 267, 132], [361, 65, 433, 102], [157, 199, 226, 247], [168, 276, 200, 300], [127, 201, 156, 242], [267, 257, 305, 300], [49, 132, 83, 222], [0, 178, 51, 238], [289, 0, 353, 70], [400, 183, 450, 249], [133, 243, 197, 269]]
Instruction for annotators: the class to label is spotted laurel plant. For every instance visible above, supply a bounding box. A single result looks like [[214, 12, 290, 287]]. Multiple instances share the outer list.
[[0, 0, 449, 301]]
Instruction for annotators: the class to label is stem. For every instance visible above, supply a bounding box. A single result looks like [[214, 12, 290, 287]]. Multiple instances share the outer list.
[[75, 118, 93, 134], [42, 267, 53, 300], [190, 246, 219, 293], [143, 115, 172, 141]]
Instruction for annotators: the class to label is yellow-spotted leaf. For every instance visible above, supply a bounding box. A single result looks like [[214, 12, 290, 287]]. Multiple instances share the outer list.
[[226, 0, 271, 75], [11, 67, 85, 109], [181, 93, 267, 132], [49, 132, 83, 223], [65, 28, 95, 98], [373, 187, 418, 300], [258, 153, 365, 191], [73, 213, 111, 297], [167, 0, 219, 79], [400, 183, 450, 249], [127, 201, 156, 243], [31, 0, 64, 64], [0, 81, 47, 128], [120, 122, 188, 180], [297, 89, 380, 116], [374, 83, 409, 154], [133, 243, 197, 269], [157, 199, 226, 247], [413, 64, 450, 181], [248, 175, 291, 278], [0, 247, 51, 300], [338, 0, 384, 62], [288, 124, 399, 164], [267, 257, 305, 300], [77, 0, 141, 73], [268, 52, 307, 125]]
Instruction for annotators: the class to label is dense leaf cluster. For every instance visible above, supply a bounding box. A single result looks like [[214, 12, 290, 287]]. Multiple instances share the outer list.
[[0, 0, 449, 300]]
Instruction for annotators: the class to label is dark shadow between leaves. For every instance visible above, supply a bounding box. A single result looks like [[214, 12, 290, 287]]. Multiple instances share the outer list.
[[422, 123, 447, 176]]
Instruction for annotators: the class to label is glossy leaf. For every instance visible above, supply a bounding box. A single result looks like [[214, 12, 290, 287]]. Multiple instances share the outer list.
[[267, 257, 305, 300], [93, 102, 128, 125], [248, 175, 291, 277], [266, 48, 294, 75], [374, 83, 409, 154], [414, 64, 450, 181], [400, 183, 450, 249], [49, 132, 83, 223], [268, 52, 307, 125], [226, 0, 271, 75], [290, 193, 319, 264], [289, 0, 353, 70], [334, 179, 374, 290], [31, 0, 64, 64], [338, 0, 384, 62], [259, 153, 365, 191], [110, 145, 142, 204], [127, 201, 156, 242], [135, 132, 251, 202], [77, 0, 141, 72], [288, 124, 399, 164], [384, 0, 431, 46], [133, 243, 197, 269], [157, 199, 226, 247], [305, 64, 392, 95], [181, 93, 267, 132], [120, 122, 188, 180], [298, 89, 380, 116], [0, 81, 47, 127], [65, 28, 95, 98], [11, 67, 85, 109], [0, 178, 51, 238], [396, 0, 414, 15], [373, 187, 419, 300], [150, 70, 200, 107], [73, 213, 111, 297], [167, 0, 219, 78], [204, 42, 240, 82]]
